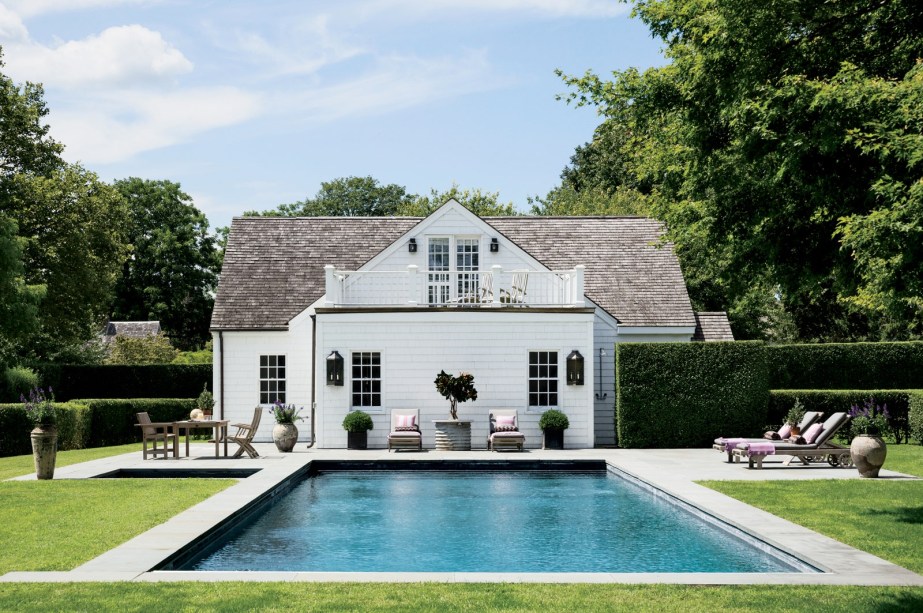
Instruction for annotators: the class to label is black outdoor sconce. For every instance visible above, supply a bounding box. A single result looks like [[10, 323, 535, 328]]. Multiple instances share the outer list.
[[408, 238, 417, 253], [326, 350, 344, 386], [490, 237, 499, 253], [566, 349, 584, 385]]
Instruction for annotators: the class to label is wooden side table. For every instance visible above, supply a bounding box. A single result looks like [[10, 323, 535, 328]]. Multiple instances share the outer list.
[[432, 420, 472, 450]]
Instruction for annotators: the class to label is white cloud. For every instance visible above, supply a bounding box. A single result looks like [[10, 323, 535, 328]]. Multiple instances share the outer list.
[[51, 87, 262, 164], [281, 49, 502, 122], [8, 24, 192, 88], [0, 4, 27, 41], [356, 0, 626, 19]]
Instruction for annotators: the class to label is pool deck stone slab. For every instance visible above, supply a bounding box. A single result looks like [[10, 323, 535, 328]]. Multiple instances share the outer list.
[[3, 443, 922, 585]]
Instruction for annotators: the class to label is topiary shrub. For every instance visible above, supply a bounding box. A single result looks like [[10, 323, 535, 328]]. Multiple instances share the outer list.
[[342, 410, 374, 432], [538, 409, 570, 431], [616, 341, 768, 448]]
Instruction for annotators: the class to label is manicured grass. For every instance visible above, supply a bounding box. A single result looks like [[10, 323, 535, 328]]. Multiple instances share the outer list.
[[702, 443, 923, 575], [0, 443, 142, 481], [0, 478, 233, 574], [0, 584, 920, 612]]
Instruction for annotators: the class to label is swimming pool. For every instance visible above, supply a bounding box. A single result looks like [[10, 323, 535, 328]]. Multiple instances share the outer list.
[[179, 462, 810, 573]]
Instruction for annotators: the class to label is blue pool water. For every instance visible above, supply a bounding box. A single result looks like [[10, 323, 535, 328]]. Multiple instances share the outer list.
[[187, 470, 800, 573]]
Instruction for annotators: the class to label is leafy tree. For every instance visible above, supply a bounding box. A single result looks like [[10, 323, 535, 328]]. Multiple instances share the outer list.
[[9, 165, 129, 358], [0, 214, 43, 368], [112, 178, 220, 350], [106, 333, 178, 364], [557, 0, 923, 340], [248, 176, 415, 217], [399, 184, 517, 217]]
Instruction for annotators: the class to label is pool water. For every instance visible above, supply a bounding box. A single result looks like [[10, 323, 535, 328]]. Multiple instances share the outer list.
[[187, 470, 800, 573]]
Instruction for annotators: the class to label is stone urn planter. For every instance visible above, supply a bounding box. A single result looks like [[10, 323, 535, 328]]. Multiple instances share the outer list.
[[31, 425, 58, 480], [272, 423, 299, 452], [851, 434, 887, 478]]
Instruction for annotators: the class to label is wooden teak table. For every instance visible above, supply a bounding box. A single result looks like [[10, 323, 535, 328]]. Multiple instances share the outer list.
[[172, 420, 229, 458]]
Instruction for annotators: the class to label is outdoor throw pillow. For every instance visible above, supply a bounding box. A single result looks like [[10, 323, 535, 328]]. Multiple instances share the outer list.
[[787, 435, 806, 444], [778, 424, 792, 439], [396, 414, 416, 429], [495, 425, 518, 432], [763, 431, 781, 440], [395, 426, 419, 432], [802, 423, 823, 444], [495, 415, 516, 427]]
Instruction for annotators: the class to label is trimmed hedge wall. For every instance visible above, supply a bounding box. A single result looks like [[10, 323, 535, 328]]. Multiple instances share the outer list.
[[910, 392, 923, 445], [769, 390, 920, 444], [768, 342, 923, 389], [81, 398, 198, 447], [0, 402, 92, 457], [616, 341, 768, 448], [33, 364, 212, 401]]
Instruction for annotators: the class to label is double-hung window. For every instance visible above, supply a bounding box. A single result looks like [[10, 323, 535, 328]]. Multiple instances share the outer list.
[[259, 355, 286, 404], [528, 351, 558, 408], [352, 351, 382, 409]]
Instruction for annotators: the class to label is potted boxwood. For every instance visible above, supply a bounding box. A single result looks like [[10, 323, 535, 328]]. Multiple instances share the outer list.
[[539, 409, 569, 450], [342, 410, 374, 449], [22, 386, 57, 479]]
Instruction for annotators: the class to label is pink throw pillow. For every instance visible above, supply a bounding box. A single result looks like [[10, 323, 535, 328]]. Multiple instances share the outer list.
[[802, 423, 823, 444], [396, 414, 416, 429], [495, 415, 516, 427], [778, 424, 792, 439]]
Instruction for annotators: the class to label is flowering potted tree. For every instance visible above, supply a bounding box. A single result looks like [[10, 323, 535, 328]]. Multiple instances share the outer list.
[[267, 401, 303, 452], [848, 398, 890, 478], [22, 387, 57, 480], [434, 370, 478, 419]]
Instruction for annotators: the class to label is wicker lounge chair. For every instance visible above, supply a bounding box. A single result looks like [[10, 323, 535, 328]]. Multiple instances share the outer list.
[[388, 409, 423, 451], [136, 412, 178, 460], [732, 412, 852, 469], [487, 410, 525, 451], [227, 407, 262, 458], [713, 411, 823, 462]]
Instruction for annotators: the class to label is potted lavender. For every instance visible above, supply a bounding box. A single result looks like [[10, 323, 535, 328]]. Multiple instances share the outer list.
[[848, 398, 890, 478], [22, 387, 57, 480], [268, 401, 303, 452]]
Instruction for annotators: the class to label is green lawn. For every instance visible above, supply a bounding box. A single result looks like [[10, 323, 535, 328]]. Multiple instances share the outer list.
[[0, 444, 921, 612], [0, 443, 142, 481]]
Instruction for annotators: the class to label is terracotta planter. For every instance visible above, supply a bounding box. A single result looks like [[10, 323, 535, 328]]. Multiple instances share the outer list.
[[851, 434, 887, 478], [30, 425, 58, 480], [347, 431, 368, 449], [543, 429, 565, 450], [272, 423, 298, 452]]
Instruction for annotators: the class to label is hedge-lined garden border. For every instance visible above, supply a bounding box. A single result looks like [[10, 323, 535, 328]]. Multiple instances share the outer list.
[[0, 402, 92, 457], [616, 341, 768, 448], [31, 364, 212, 401], [768, 342, 923, 390]]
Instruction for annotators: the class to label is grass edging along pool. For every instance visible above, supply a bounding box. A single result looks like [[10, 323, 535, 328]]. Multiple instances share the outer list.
[[158, 460, 815, 574]]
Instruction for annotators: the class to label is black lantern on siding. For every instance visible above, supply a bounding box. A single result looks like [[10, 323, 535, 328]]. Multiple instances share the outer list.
[[408, 238, 417, 253], [326, 350, 344, 386], [566, 349, 584, 385], [490, 237, 499, 253]]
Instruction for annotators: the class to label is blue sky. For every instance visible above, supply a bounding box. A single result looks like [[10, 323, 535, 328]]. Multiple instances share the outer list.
[[0, 0, 664, 229]]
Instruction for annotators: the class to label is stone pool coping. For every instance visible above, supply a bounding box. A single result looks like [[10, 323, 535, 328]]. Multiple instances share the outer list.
[[3, 445, 923, 586]]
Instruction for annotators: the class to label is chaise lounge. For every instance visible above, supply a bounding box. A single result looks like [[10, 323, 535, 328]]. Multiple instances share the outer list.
[[732, 412, 852, 469], [713, 411, 823, 462], [388, 409, 423, 452], [487, 410, 525, 451]]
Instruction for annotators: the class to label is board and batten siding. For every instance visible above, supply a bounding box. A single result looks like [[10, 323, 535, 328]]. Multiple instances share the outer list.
[[212, 311, 314, 443], [315, 309, 595, 449]]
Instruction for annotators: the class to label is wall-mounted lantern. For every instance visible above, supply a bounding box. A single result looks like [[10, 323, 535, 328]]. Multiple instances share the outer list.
[[490, 237, 499, 253], [408, 238, 417, 253], [566, 349, 584, 385], [326, 350, 344, 386]]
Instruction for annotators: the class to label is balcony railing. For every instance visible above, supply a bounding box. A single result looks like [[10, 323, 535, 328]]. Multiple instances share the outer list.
[[324, 265, 586, 308]]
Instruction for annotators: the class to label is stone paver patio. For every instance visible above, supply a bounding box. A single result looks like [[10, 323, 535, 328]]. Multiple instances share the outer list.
[[2, 444, 921, 585]]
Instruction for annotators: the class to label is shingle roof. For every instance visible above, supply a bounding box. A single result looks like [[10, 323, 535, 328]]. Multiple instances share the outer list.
[[101, 321, 161, 342], [692, 312, 735, 341], [211, 215, 696, 330]]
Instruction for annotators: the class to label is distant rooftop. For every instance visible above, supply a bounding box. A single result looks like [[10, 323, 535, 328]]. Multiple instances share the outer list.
[[101, 321, 162, 343]]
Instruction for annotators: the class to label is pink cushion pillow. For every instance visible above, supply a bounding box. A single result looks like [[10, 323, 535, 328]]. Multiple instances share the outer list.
[[777, 424, 792, 439], [495, 415, 516, 427], [802, 423, 823, 444], [396, 414, 416, 429]]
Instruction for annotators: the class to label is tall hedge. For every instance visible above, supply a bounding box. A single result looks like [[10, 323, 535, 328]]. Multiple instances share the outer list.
[[616, 341, 768, 448], [33, 364, 212, 401], [768, 342, 923, 389], [910, 392, 923, 445], [770, 389, 919, 444], [0, 402, 92, 457], [80, 398, 198, 447]]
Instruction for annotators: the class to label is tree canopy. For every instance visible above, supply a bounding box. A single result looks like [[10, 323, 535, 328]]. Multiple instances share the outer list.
[[554, 0, 923, 341], [111, 178, 221, 350]]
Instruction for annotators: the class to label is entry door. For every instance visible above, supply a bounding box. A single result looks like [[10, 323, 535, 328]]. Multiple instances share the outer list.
[[428, 238, 450, 304]]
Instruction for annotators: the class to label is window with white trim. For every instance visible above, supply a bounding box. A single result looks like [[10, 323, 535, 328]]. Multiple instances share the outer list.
[[259, 355, 286, 404], [352, 352, 381, 408], [528, 351, 558, 408]]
